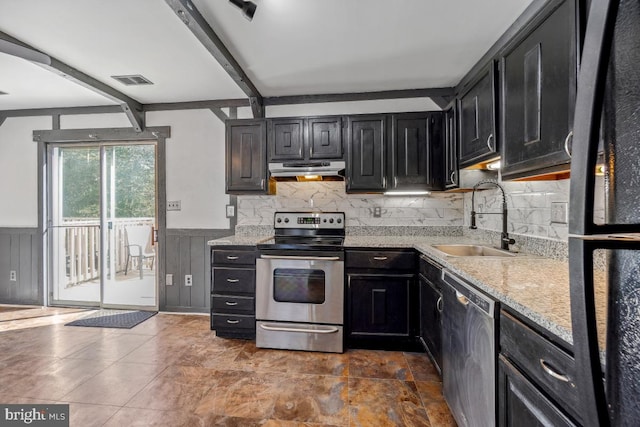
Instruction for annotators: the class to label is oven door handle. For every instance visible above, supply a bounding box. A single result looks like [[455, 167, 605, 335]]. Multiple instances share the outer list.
[[259, 324, 340, 334], [260, 255, 341, 261]]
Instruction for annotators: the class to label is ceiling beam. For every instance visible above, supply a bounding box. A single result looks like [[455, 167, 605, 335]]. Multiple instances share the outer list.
[[263, 88, 456, 106], [228, 107, 238, 119], [0, 105, 123, 118], [0, 31, 145, 131], [164, 0, 264, 118], [209, 107, 228, 122], [143, 99, 249, 112], [0, 115, 6, 127], [430, 96, 454, 110]]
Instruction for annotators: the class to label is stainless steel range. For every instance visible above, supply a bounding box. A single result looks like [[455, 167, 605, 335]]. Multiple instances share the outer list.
[[256, 212, 345, 353]]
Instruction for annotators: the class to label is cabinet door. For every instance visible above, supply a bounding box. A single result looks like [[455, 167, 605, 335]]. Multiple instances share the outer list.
[[419, 275, 442, 372], [226, 120, 268, 193], [308, 117, 343, 159], [498, 356, 578, 427], [346, 115, 386, 192], [501, 0, 577, 179], [444, 107, 458, 188], [348, 274, 412, 336], [459, 63, 499, 167], [269, 118, 304, 161], [389, 113, 431, 190]]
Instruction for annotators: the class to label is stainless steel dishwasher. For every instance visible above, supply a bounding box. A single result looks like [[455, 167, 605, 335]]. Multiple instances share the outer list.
[[442, 270, 496, 427]]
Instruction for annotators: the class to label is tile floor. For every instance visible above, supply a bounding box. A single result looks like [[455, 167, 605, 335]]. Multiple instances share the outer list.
[[0, 308, 456, 426]]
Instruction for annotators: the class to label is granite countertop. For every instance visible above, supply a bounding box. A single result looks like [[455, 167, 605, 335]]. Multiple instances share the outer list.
[[208, 234, 608, 352]]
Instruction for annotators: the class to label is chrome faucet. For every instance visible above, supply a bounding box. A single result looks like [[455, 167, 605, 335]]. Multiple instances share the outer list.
[[470, 180, 515, 251]]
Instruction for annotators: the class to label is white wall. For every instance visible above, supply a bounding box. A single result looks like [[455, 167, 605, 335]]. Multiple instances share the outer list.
[[0, 116, 51, 227], [147, 109, 229, 229], [0, 109, 229, 230]]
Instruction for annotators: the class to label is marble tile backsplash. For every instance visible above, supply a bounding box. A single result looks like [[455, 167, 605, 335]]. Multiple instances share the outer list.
[[236, 177, 605, 243], [237, 181, 464, 227]]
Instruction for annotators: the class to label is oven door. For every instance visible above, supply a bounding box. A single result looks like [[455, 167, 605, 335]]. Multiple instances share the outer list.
[[256, 254, 344, 325]]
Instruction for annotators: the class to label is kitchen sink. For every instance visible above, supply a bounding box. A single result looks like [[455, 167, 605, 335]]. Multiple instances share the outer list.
[[431, 244, 516, 257]]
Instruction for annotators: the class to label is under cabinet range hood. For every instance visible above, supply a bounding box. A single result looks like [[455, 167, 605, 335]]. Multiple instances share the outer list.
[[268, 161, 346, 180]]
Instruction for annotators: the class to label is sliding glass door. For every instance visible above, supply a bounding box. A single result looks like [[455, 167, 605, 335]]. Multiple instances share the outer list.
[[48, 143, 157, 309]]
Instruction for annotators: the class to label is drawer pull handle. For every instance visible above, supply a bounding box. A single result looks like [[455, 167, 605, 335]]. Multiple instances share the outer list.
[[226, 255, 239, 260], [373, 256, 388, 261], [225, 301, 238, 306], [227, 278, 240, 283], [436, 296, 443, 313], [540, 359, 570, 383], [455, 290, 469, 307], [226, 319, 240, 324], [260, 324, 339, 334]]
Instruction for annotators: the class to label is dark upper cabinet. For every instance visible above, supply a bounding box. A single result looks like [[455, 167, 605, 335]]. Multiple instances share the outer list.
[[269, 118, 304, 161], [267, 116, 343, 162], [388, 112, 443, 191], [443, 106, 458, 189], [458, 63, 499, 168], [226, 119, 268, 194], [346, 115, 386, 192], [500, 0, 578, 180], [308, 117, 343, 159]]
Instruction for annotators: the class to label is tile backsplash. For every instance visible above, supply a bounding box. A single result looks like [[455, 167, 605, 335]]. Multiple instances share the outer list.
[[236, 177, 605, 242]]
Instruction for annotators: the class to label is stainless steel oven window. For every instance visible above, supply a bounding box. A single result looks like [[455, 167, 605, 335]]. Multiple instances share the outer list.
[[273, 268, 326, 304]]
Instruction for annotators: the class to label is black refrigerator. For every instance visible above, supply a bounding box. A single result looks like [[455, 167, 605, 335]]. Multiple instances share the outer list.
[[569, 0, 640, 426]]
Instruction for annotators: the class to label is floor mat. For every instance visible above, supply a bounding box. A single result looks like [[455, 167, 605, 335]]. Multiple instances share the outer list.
[[65, 310, 157, 329]]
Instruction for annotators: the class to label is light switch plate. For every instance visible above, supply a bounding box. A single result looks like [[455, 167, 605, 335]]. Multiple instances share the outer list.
[[166, 274, 173, 286], [226, 205, 235, 218], [551, 202, 568, 224]]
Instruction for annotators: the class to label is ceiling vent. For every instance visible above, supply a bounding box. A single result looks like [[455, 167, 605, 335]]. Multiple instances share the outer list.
[[111, 74, 153, 86]]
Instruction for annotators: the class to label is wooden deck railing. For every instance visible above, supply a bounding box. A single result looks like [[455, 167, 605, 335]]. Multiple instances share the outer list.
[[61, 218, 154, 287]]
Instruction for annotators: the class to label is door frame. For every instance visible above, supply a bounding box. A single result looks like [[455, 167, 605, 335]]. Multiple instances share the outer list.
[[35, 127, 169, 310]]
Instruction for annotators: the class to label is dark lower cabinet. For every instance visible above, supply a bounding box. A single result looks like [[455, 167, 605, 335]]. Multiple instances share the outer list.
[[498, 356, 578, 427], [211, 247, 257, 339], [499, 310, 581, 426], [418, 255, 443, 373], [346, 249, 419, 350]]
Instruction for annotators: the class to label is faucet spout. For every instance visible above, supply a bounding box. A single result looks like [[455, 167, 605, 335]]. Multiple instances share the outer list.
[[470, 180, 515, 251]]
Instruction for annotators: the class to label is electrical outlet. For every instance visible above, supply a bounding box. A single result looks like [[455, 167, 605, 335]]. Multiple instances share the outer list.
[[185, 274, 192, 287], [9, 270, 17, 281], [373, 207, 382, 218], [167, 200, 181, 211], [551, 202, 568, 224], [166, 274, 173, 286], [226, 205, 235, 218]]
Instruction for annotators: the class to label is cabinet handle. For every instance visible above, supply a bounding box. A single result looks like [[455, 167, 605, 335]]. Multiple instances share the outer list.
[[261, 178, 265, 189], [540, 359, 571, 383], [373, 256, 388, 261], [564, 131, 573, 158], [436, 296, 443, 313], [226, 319, 240, 324], [455, 290, 469, 306], [450, 170, 457, 185], [225, 301, 238, 306], [486, 134, 494, 151], [226, 255, 239, 260], [394, 176, 398, 188], [226, 278, 240, 283]]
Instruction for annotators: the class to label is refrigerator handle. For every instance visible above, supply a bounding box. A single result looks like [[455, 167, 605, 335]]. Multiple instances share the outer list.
[[568, 1, 620, 426]]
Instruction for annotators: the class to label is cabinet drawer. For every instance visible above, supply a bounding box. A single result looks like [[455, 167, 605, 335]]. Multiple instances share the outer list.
[[500, 311, 579, 420], [212, 267, 255, 294], [419, 255, 442, 285], [213, 249, 256, 266], [211, 294, 254, 315], [211, 313, 255, 331], [346, 250, 415, 270]]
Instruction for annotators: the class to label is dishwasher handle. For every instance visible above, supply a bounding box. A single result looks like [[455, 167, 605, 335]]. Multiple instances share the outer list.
[[443, 270, 495, 317]]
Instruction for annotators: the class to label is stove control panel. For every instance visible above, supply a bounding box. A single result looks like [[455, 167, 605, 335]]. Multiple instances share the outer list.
[[274, 212, 345, 229]]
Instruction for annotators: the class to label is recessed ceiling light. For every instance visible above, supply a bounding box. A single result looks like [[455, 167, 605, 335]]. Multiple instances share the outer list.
[[111, 75, 153, 86]]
